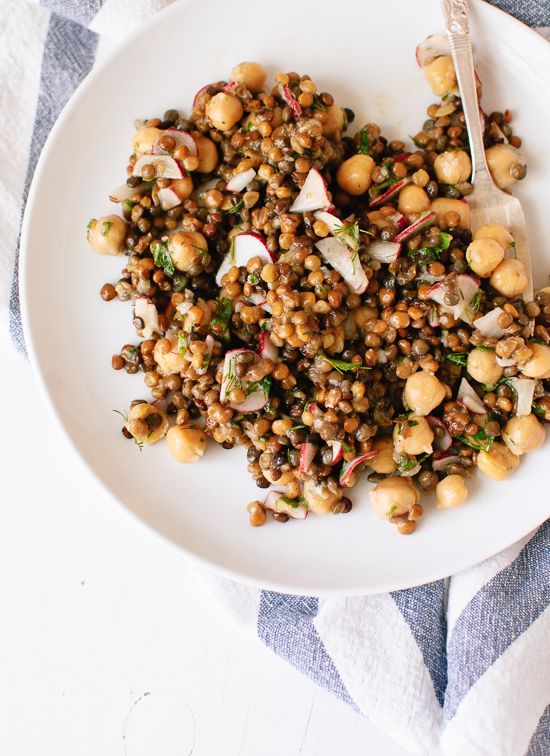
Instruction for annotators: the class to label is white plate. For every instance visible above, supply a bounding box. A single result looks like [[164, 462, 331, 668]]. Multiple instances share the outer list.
[[21, 0, 550, 595]]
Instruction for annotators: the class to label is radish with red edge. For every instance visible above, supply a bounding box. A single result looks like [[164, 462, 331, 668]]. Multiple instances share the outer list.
[[327, 440, 343, 464], [223, 81, 237, 93], [226, 168, 256, 193], [109, 182, 148, 203], [369, 177, 412, 208], [433, 454, 462, 472], [132, 154, 183, 179], [290, 168, 331, 213], [428, 274, 480, 322], [394, 152, 412, 163], [339, 452, 378, 487], [264, 491, 307, 520], [278, 84, 302, 118], [313, 210, 343, 234], [457, 378, 486, 415], [315, 237, 367, 294], [193, 83, 216, 109], [394, 211, 437, 243], [157, 187, 183, 211], [134, 297, 161, 339], [506, 377, 536, 416], [248, 291, 272, 314], [299, 443, 318, 473], [196, 334, 216, 376], [385, 209, 407, 231], [366, 240, 401, 264], [152, 129, 198, 156], [308, 402, 320, 415], [426, 416, 452, 452], [259, 332, 278, 361], [216, 233, 273, 287], [474, 307, 505, 338], [220, 349, 270, 412]]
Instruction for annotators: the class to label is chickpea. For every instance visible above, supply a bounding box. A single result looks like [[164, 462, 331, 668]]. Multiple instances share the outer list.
[[336, 154, 375, 195], [477, 441, 520, 481], [133, 126, 162, 155], [154, 336, 187, 375], [87, 215, 126, 255], [370, 477, 420, 520], [424, 55, 457, 97], [486, 144, 526, 192], [166, 425, 207, 463], [172, 175, 194, 201], [393, 416, 434, 456], [206, 92, 244, 131], [436, 474, 468, 509], [434, 150, 472, 185], [230, 61, 267, 93], [403, 370, 446, 416], [194, 135, 219, 173], [126, 402, 168, 445], [502, 414, 545, 456], [168, 231, 208, 272], [473, 223, 513, 251], [368, 437, 396, 474], [430, 198, 471, 229], [323, 104, 345, 138], [302, 478, 341, 516], [490, 258, 529, 299], [520, 343, 550, 379], [398, 185, 430, 216], [263, 469, 294, 486], [467, 348, 503, 386], [466, 238, 505, 278]]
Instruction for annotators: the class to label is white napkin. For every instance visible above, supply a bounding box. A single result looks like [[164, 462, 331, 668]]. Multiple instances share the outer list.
[[1, 2, 548, 753]]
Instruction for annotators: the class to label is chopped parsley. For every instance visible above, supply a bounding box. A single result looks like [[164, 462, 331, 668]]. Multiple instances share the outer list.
[[225, 199, 244, 215], [259, 320, 270, 332], [178, 331, 188, 356], [341, 441, 354, 454], [399, 456, 419, 471], [468, 290, 482, 315], [247, 273, 260, 285], [122, 199, 135, 214], [193, 245, 209, 257], [151, 240, 175, 276], [386, 504, 397, 517], [86, 219, 94, 239], [113, 408, 129, 422], [475, 345, 495, 351], [370, 175, 398, 199], [100, 220, 113, 236], [290, 424, 305, 431], [321, 355, 371, 374], [209, 298, 233, 340], [409, 231, 452, 263], [313, 100, 328, 112], [279, 495, 306, 508], [357, 127, 369, 155], [134, 438, 144, 452], [457, 428, 493, 452], [334, 220, 362, 252], [408, 419, 419, 427], [532, 402, 546, 419], [444, 352, 468, 367], [172, 273, 188, 292], [246, 375, 272, 397]]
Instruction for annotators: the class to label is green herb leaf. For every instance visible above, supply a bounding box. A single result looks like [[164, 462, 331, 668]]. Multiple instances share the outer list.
[[358, 128, 369, 155], [246, 375, 272, 397], [408, 419, 419, 427], [444, 352, 468, 367], [225, 199, 244, 215], [468, 290, 482, 315], [259, 320, 270, 332], [532, 402, 546, 419], [247, 273, 260, 285], [278, 495, 306, 508], [210, 298, 233, 341], [341, 441, 354, 454], [178, 331, 188, 356], [193, 245, 209, 257], [386, 504, 397, 517], [151, 241, 175, 276], [134, 438, 144, 452], [290, 424, 306, 431], [457, 428, 494, 452], [398, 456, 418, 471], [313, 100, 328, 112], [370, 175, 398, 199], [172, 273, 188, 292], [321, 355, 371, 374], [101, 220, 113, 237], [122, 199, 135, 214], [113, 408, 129, 422], [409, 231, 452, 264], [475, 345, 495, 351]]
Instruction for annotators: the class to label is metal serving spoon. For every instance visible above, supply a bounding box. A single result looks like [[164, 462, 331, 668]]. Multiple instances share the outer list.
[[442, 0, 534, 307]]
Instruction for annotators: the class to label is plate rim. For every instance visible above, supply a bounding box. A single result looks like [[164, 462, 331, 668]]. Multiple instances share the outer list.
[[19, 0, 550, 596]]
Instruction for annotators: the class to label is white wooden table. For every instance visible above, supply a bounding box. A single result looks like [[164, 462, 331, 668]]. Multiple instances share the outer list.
[[0, 330, 438, 756]]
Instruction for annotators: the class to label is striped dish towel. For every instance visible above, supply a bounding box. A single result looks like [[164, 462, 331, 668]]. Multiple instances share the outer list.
[[2, 2, 549, 753]]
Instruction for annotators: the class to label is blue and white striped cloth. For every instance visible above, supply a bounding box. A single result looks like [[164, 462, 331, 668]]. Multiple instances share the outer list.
[[2, 2, 548, 753]]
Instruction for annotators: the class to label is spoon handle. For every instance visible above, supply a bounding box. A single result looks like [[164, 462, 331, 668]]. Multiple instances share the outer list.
[[442, 0, 492, 184]]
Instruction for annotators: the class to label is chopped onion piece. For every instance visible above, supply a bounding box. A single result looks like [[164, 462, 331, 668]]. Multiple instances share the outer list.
[[264, 491, 307, 519], [290, 168, 331, 213], [366, 240, 401, 264], [226, 168, 257, 193], [474, 308, 505, 338], [315, 237, 367, 294], [507, 377, 536, 416]]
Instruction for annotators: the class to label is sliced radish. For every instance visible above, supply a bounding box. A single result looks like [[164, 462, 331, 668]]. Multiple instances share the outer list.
[[196, 334, 216, 376], [432, 454, 461, 472], [394, 152, 412, 163], [152, 129, 197, 156], [394, 211, 438, 243], [496, 356, 516, 368], [132, 155, 183, 179], [506, 377, 536, 417], [157, 187, 183, 211], [313, 210, 344, 235], [308, 402, 321, 415], [223, 81, 237, 93], [428, 274, 479, 322], [474, 308, 505, 338], [264, 491, 307, 520], [327, 440, 343, 464], [369, 177, 412, 208], [109, 182, 148, 203], [366, 240, 401, 264], [399, 461, 421, 477], [220, 349, 269, 412], [427, 416, 452, 451], [290, 168, 331, 213], [259, 332, 278, 361], [416, 272, 445, 284], [416, 34, 451, 68], [193, 83, 215, 109], [226, 168, 256, 193], [134, 297, 161, 339], [278, 84, 302, 118], [385, 209, 407, 231], [315, 237, 367, 294], [457, 377, 486, 415], [299, 442, 318, 473], [216, 233, 273, 287], [249, 291, 272, 314], [339, 451, 378, 487]]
